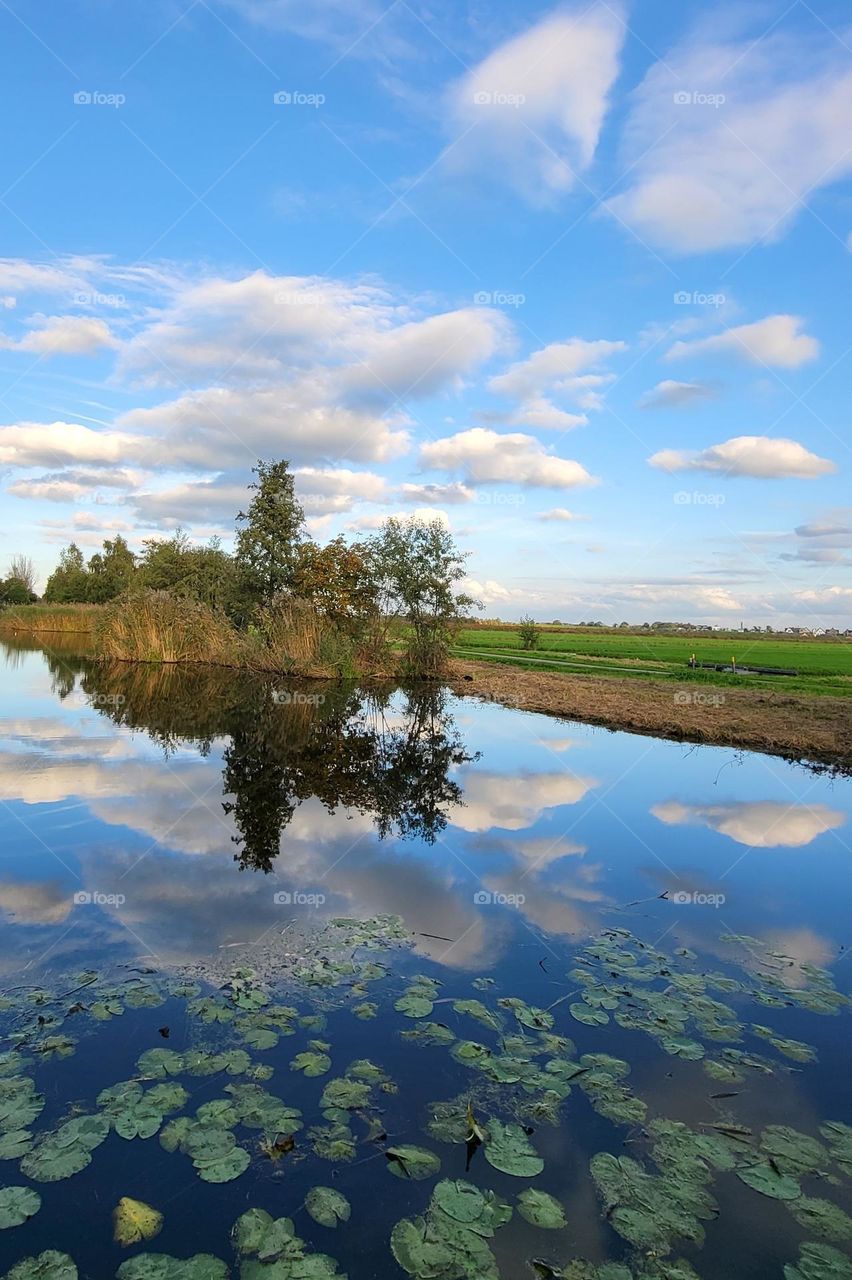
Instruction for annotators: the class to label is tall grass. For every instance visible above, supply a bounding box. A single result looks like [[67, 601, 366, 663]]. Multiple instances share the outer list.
[[95, 591, 239, 665], [0, 603, 101, 633]]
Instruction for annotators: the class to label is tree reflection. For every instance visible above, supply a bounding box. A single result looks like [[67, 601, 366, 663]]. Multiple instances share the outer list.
[[26, 650, 477, 871]]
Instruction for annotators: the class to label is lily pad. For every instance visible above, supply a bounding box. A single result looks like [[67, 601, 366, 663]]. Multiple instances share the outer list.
[[5, 1254, 77, 1280], [386, 1145, 441, 1181], [784, 1241, 852, 1280], [484, 1120, 544, 1177], [291, 1051, 331, 1078], [737, 1161, 801, 1200], [117, 1255, 228, 1280], [789, 1198, 852, 1243], [517, 1188, 566, 1229], [0, 1186, 41, 1229], [305, 1187, 351, 1228], [113, 1197, 164, 1247]]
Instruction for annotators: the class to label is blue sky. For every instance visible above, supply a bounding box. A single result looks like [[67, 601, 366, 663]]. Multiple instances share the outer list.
[[0, 0, 851, 625]]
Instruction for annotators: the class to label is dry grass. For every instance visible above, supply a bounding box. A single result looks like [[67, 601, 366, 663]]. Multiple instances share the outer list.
[[0, 603, 102, 633], [95, 592, 240, 665]]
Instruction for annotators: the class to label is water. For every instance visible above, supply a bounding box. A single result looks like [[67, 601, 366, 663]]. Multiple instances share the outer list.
[[1, 639, 851, 1280]]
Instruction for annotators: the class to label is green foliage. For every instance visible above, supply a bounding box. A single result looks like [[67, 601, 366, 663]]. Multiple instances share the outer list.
[[235, 460, 307, 610], [517, 615, 541, 651]]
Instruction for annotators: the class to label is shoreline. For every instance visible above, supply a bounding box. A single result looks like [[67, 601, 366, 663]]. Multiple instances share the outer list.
[[448, 658, 852, 774]]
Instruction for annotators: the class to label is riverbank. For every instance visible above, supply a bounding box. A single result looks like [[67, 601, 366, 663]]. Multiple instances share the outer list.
[[448, 657, 852, 773]]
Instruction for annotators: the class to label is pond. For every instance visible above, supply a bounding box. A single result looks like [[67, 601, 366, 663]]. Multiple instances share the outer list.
[[0, 638, 851, 1280]]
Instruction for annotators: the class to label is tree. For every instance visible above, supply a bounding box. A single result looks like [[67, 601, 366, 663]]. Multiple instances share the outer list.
[[8, 555, 35, 595], [0, 576, 34, 605], [292, 536, 377, 632], [43, 544, 89, 602], [235, 460, 306, 610], [366, 517, 478, 677], [518, 615, 540, 651], [86, 535, 136, 602]]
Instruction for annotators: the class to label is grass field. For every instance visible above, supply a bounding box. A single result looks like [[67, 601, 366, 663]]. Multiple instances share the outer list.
[[452, 627, 852, 697]]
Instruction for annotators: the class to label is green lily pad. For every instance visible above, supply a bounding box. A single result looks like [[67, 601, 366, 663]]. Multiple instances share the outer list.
[[291, 1052, 331, 1078], [320, 1079, 371, 1111], [117, 1255, 228, 1280], [569, 1004, 609, 1026], [516, 1188, 566, 1229], [5, 1253, 77, 1280], [784, 1241, 852, 1280], [737, 1161, 801, 1200], [484, 1120, 544, 1177], [386, 1145, 441, 1181], [789, 1198, 852, 1243], [20, 1115, 109, 1183], [351, 1003, 377, 1020], [305, 1187, 351, 1228], [395, 991, 434, 1019], [0, 1186, 41, 1229]]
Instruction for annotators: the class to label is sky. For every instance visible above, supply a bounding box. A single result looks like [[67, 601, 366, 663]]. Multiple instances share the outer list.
[[0, 0, 850, 627]]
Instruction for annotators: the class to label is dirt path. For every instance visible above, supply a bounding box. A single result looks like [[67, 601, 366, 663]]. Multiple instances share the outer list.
[[448, 658, 852, 773]]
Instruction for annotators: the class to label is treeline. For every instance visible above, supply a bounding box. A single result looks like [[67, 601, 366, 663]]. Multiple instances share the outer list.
[[24, 461, 477, 677]]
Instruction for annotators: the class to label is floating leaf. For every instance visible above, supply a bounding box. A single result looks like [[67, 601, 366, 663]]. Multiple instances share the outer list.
[[113, 1197, 164, 1247], [320, 1078, 371, 1112], [737, 1161, 801, 1200], [569, 1004, 609, 1026], [0, 1186, 41, 1229], [5, 1253, 77, 1280], [395, 991, 434, 1019], [517, 1188, 566, 1229], [386, 1145, 441, 1181], [305, 1187, 351, 1228], [20, 1115, 109, 1183], [291, 1051, 331, 1078], [117, 1254, 227, 1280], [784, 1241, 852, 1280], [484, 1120, 544, 1178], [789, 1198, 852, 1243]]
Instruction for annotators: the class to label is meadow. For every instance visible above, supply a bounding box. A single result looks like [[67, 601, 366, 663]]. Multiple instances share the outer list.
[[452, 626, 852, 697]]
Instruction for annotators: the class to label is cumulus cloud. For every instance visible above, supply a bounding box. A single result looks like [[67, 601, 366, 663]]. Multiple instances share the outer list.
[[448, 770, 598, 832], [667, 315, 819, 368], [649, 435, 836, 479], [8, 468, 141, 503], [538, 507, 586, 522], [421, 427, 598, 489], [0, 422, 151, 469], [652, 800, 846, 848], [607, 26, 852, 251], [780, 513, 852, 566], [639, 379, 715, 409], [446, 5, 625, 204], [0, 315, 115, 356]]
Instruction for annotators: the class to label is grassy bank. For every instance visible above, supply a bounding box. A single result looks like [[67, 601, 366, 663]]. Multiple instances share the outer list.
[[453, 626, 852, 698], [0, 602, 102, 633], [449, 658, 852, 773]]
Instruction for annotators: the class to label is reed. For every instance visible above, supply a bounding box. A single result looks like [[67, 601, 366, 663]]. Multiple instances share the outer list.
[[0, 603, 102, 633], [94, 591, 240, 665]]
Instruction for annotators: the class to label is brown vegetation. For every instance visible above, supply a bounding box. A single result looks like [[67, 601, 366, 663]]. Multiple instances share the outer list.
[[449, 658, 852, 773]]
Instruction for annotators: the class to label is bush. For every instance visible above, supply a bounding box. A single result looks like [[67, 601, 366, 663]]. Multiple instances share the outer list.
[[518, 615, 541, 651]]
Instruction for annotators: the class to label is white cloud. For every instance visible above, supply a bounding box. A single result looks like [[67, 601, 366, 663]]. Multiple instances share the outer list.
[[490, 337, 626, 401], [607, 27, 852, 251], [462, 578, 515, 605], [649, 435, 836, 479], [0, 315, 115, 356], [399, 481, 474, 505], [667, 315, 819, 368], [448, 770, 598, 832], [652, 800, 845, 848], [421, 427, 598, 489], [0, 422, 151, 469], [639, 379, 715, 409], [504, 397, 588, 431], [538, 508, 586, 522], [446, 5, 625, 204], [347, 507, 450, 531]]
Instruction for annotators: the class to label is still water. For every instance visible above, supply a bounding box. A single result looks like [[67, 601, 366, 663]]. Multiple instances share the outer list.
[[0, 639, 850, 1280]]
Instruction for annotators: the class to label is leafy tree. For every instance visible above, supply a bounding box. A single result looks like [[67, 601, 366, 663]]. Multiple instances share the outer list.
[[43, 543, 89, 602], [0, 576, 34, 605], [518, 615, 540, 651], [292, 536, 377, 632], [366, 517, 478, 677], [235, 460, 306, 611], [86, 535, 136, 602]]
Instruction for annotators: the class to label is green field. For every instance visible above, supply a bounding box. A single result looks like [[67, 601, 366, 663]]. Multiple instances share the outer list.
[[453, 627, 852, 697]]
